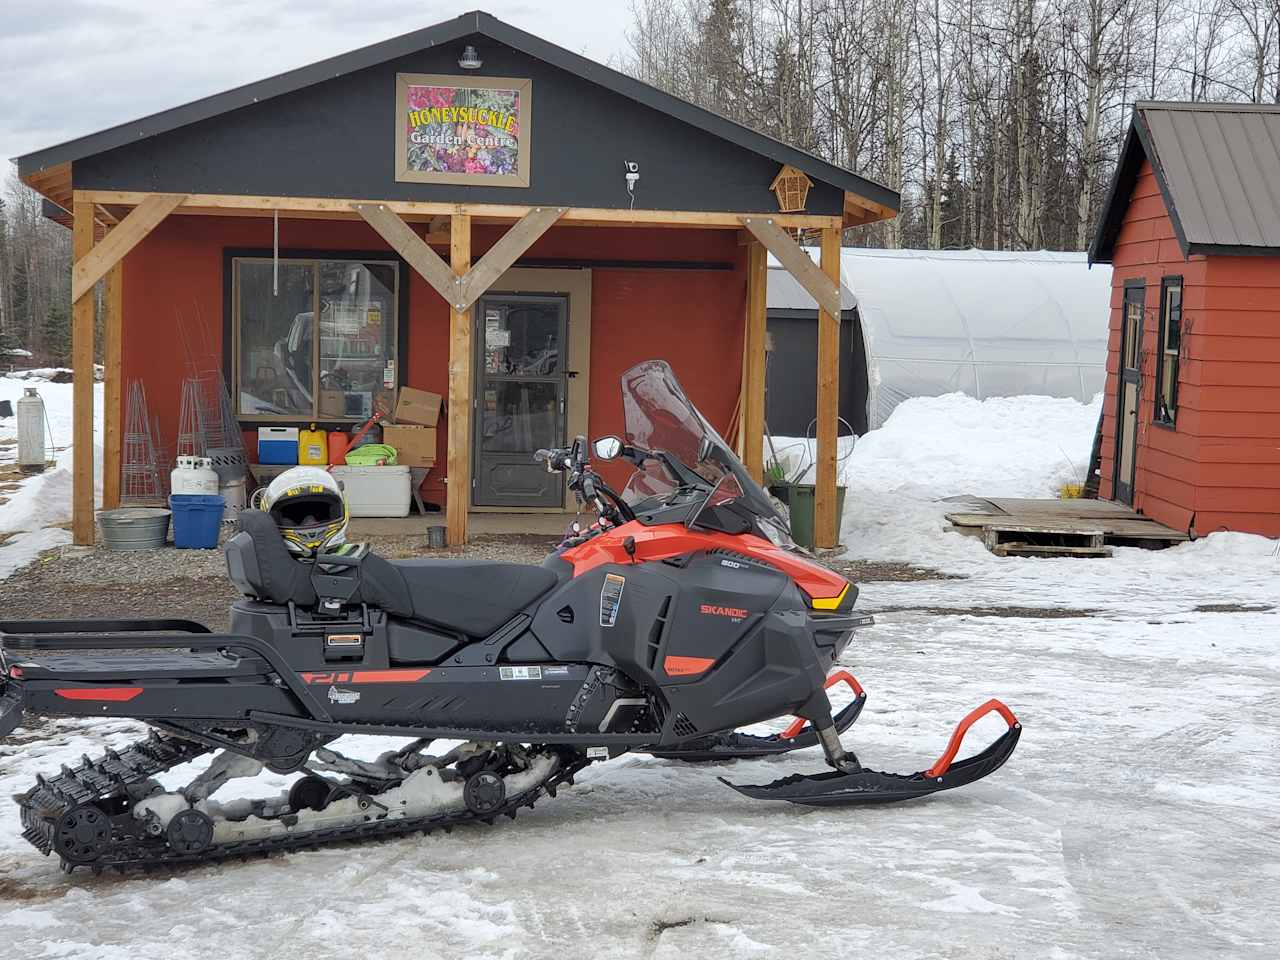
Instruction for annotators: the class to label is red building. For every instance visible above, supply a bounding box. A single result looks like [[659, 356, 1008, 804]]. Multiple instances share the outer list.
[[1089, 102, 1280, 538], [13, 11, 897, 547]]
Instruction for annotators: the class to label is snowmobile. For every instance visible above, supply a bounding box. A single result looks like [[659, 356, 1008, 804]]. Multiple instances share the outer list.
[[0, 360, 1020, 874]]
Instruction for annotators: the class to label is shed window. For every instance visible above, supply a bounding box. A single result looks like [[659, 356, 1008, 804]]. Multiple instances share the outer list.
[[1155, 278, 1182, 426], [233, 257, 399, 421]]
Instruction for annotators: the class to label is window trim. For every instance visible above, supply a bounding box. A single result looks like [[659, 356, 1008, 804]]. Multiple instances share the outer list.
[[222, 248, 410, 426], [1153, 275, 1183, 428]]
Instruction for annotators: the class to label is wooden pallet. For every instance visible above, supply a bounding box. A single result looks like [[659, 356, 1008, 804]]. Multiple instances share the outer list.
[[946, 498, 1188, 558], [980, 524, 1112, 558]]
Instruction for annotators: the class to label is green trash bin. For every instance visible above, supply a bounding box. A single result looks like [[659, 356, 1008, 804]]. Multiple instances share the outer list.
[[772, 483, 846, 549]]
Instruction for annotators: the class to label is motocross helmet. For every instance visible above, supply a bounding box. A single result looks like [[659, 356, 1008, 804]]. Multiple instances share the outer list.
[[259, 466, 348, 558]]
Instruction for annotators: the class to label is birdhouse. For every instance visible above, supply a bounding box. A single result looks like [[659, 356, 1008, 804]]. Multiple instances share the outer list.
[[770, 164, 813, 213]]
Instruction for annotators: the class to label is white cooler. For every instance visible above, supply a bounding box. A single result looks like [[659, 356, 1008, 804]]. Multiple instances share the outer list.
[[330, 465, 411, 518]]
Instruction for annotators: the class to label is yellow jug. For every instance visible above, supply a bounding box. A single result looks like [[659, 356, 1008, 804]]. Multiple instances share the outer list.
[[299, 423, 328, 466]]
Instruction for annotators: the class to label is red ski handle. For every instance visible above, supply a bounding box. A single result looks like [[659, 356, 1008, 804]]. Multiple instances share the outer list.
[[924, 699, 1020, 779], [781, 671, 865, 740]]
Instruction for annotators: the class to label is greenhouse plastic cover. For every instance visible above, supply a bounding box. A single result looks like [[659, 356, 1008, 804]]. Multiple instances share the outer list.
[[768, 248, 1112, 429]]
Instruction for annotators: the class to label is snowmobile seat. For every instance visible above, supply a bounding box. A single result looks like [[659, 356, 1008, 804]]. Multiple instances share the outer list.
[[226, 510, 558, 638], [373, 558, 558, 638]]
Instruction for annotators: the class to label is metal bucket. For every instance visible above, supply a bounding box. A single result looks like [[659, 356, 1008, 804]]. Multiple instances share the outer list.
[[98, 508, 171, 551], [219, 477, 247, 520]]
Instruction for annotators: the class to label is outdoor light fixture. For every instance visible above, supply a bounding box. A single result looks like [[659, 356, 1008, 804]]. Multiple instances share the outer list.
[[458, 45, 483, 69]]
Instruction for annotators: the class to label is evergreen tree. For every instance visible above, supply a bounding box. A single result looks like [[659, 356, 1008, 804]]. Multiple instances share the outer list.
[[39, 298, 71, 366]]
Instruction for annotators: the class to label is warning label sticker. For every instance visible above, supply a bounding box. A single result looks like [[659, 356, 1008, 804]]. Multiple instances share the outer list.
[[599, 573, 625, 627], [499, 665, 543, 681]]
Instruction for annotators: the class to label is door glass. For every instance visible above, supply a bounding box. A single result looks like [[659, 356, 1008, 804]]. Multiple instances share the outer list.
[[483, 302, 561, 375], [237, 261, 315, 417], [481, 381, 560, 452]]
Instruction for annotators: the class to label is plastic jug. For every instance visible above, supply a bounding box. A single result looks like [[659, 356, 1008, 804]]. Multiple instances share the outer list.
[[299, 424, 328, 465], [328, 430, 351, 466]]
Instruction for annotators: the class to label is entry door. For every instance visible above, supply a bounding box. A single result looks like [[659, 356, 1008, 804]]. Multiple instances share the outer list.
[[473, 295, 569, 507], [1113, 284, 1144, 505]]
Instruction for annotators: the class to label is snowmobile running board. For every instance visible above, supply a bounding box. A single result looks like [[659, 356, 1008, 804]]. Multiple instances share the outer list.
[[722, 699, 1021, 806]]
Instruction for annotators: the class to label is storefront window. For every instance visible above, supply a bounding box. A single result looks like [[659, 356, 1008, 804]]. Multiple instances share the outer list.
[[234, 257, 398, 420]]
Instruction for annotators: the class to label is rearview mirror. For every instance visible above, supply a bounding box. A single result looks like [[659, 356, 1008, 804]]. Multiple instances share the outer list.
[[593, 436, 623, 460]]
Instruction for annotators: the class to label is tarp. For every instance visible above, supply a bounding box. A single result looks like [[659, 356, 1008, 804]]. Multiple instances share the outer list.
[[766, 248, 1112, 430]]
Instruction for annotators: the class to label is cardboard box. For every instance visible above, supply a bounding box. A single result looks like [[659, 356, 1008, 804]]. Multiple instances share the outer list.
[[395, 386, 443, 426], [319, 390, 346, 417], [383, 424, 437, 467]]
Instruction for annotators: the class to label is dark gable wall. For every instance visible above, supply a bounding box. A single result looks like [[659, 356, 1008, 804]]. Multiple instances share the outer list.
[[75, 34, 844, 215]]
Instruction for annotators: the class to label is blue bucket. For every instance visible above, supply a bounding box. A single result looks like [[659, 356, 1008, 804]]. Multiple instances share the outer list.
[[169, 494, 226, 549]]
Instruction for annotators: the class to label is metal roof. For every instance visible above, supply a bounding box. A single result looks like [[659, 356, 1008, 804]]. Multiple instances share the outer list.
[[1090, 101, 1280, 262], [11, 10, 897, 214], [765, 262, 856, 312]]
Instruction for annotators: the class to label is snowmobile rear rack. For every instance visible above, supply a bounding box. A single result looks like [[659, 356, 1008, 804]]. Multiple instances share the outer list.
[[1, 617, 334, 722]]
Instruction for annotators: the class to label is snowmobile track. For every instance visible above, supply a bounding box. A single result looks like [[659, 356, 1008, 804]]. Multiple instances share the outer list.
[[17, 730, 590, 873]]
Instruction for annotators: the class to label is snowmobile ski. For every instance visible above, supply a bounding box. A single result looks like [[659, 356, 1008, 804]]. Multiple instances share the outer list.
[[722, 699, 1021, 806]]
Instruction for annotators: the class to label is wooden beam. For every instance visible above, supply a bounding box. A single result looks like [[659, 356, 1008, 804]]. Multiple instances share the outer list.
[[742, 239, 768, 483], [457, 206, 566, 310], [814, 227, 841, 550], [102, 261, 123, 511], [352, 202, 461, 307], [740, 216, 841, 319], [71, 194, 185, 302], [76, 190, 844, 230], [446, 214, 473, 547], [71, 201, 96, 546], [842, 191, 898, 225]]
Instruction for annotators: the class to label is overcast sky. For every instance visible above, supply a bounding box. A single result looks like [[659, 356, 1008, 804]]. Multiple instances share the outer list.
[[1, 1, 633, 164]]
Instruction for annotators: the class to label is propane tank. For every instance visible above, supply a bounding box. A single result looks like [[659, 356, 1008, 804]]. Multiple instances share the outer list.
[[16, 388, 47, 474], [170, 456, 219, 495]]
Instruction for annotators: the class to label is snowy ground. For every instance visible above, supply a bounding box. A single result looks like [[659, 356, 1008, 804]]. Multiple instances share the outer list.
[[1, 392, 1279, 958], [0, 375, 104, 579]]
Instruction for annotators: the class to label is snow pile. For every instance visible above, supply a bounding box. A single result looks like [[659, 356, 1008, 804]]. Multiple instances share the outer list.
[[0, 377, 103, 579], [837, 391, 1101, 568], [844, 392, 1098, 499]]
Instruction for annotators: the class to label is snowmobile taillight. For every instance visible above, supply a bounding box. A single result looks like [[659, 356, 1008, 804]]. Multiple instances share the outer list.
[[924, 699, 1020, 778], [7, 665, 22, 679], [780, 671, 865, 740]]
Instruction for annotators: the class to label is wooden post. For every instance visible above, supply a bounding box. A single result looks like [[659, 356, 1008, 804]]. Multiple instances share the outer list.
[[742, 239, 768, 483], [446, 214, 473, 546], [71, 200, 96, 545], [102, 261, 123, 510], [814, 227, 841, 550]]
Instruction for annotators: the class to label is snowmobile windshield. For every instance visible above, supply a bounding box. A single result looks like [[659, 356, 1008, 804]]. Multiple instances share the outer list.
[[618, 360, 783, 527]]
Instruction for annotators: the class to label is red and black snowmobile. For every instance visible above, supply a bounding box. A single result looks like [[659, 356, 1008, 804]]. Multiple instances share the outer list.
[[0, 360, 1020, 873]]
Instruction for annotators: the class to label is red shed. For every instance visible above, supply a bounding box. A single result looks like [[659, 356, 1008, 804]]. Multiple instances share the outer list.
[[1089, 102, 1280, 538]]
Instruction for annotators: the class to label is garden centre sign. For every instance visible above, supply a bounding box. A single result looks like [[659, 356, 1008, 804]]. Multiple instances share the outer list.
[[395, 74, 531, 187]]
